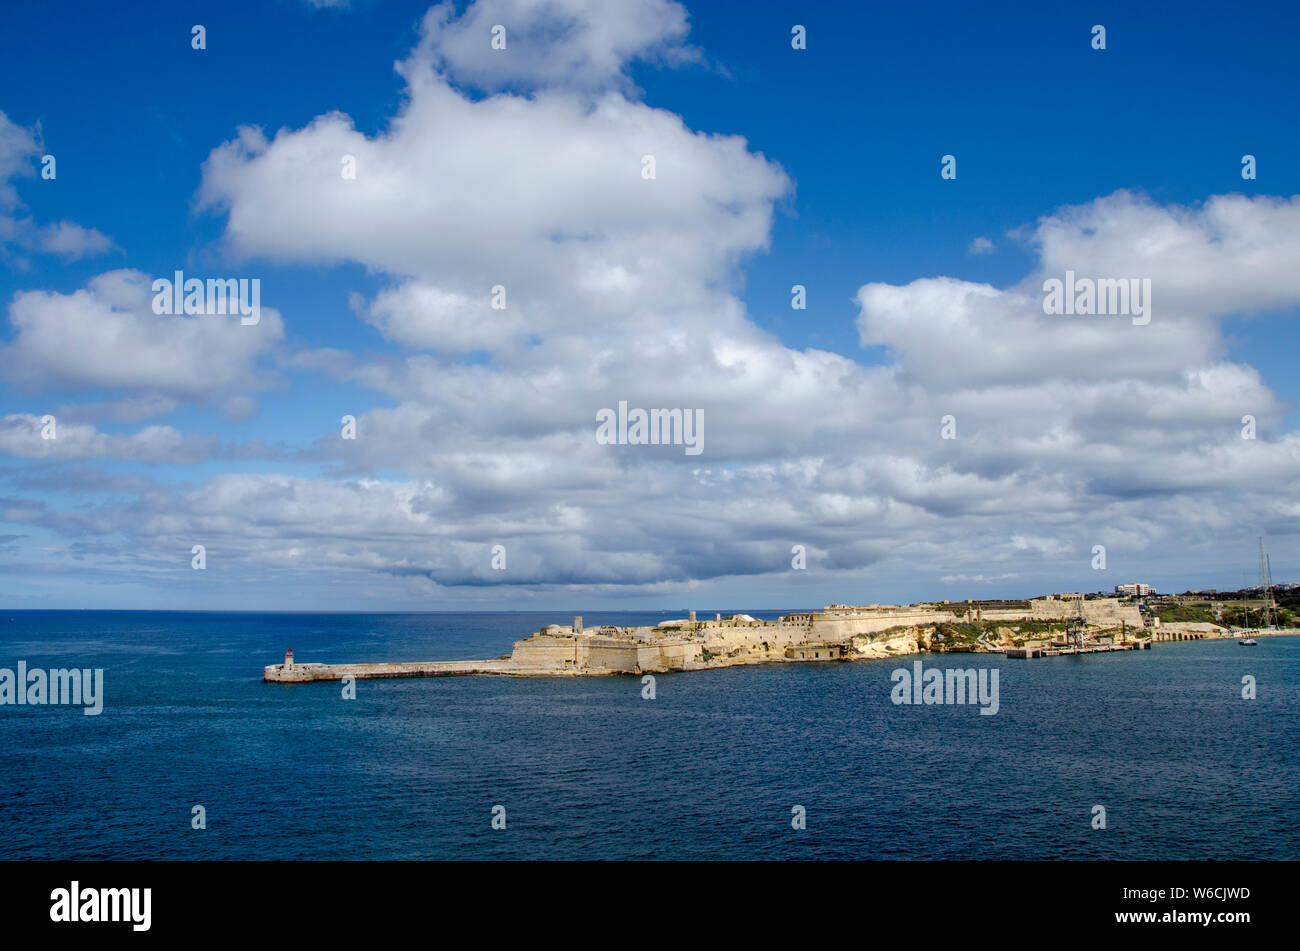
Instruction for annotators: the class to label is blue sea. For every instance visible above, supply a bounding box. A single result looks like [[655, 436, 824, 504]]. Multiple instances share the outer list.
[[0, 610, 1296, 860]]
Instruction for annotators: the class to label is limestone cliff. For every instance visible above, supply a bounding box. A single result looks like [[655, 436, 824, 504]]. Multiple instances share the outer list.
[[849, 627, 923, 658]]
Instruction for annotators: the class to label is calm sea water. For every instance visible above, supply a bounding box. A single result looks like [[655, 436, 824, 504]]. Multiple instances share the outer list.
[[1, 610, 1296, 860]]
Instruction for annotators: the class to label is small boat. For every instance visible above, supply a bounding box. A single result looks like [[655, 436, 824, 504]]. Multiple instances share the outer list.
[[1239, 637, 1257, 646]]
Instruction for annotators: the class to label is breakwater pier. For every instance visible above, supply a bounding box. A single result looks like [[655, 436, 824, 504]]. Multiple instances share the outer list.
[[263, 649, 596, 682]]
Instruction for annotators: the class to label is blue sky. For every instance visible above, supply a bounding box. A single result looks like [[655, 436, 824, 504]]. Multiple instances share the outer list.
[[2, 0, 1299, 610]]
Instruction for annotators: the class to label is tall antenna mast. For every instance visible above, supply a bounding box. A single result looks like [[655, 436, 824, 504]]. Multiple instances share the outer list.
[[1265, 551, 1275, 629], [1267, 554, 1274, 622], [1259, 537, 1274, 629]]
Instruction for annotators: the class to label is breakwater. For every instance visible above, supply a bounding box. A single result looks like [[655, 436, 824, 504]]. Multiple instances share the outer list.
[[262, 657, 592, 681]]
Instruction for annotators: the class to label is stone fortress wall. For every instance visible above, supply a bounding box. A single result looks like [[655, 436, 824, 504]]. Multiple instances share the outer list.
[[503, 597, 1147, 674]]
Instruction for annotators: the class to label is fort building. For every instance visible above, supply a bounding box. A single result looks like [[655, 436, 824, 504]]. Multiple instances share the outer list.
[[265, 596, 1150, 681]]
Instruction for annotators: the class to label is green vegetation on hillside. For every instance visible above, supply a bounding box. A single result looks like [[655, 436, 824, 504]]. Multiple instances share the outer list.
[[1219, 605, 1298, 628]]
